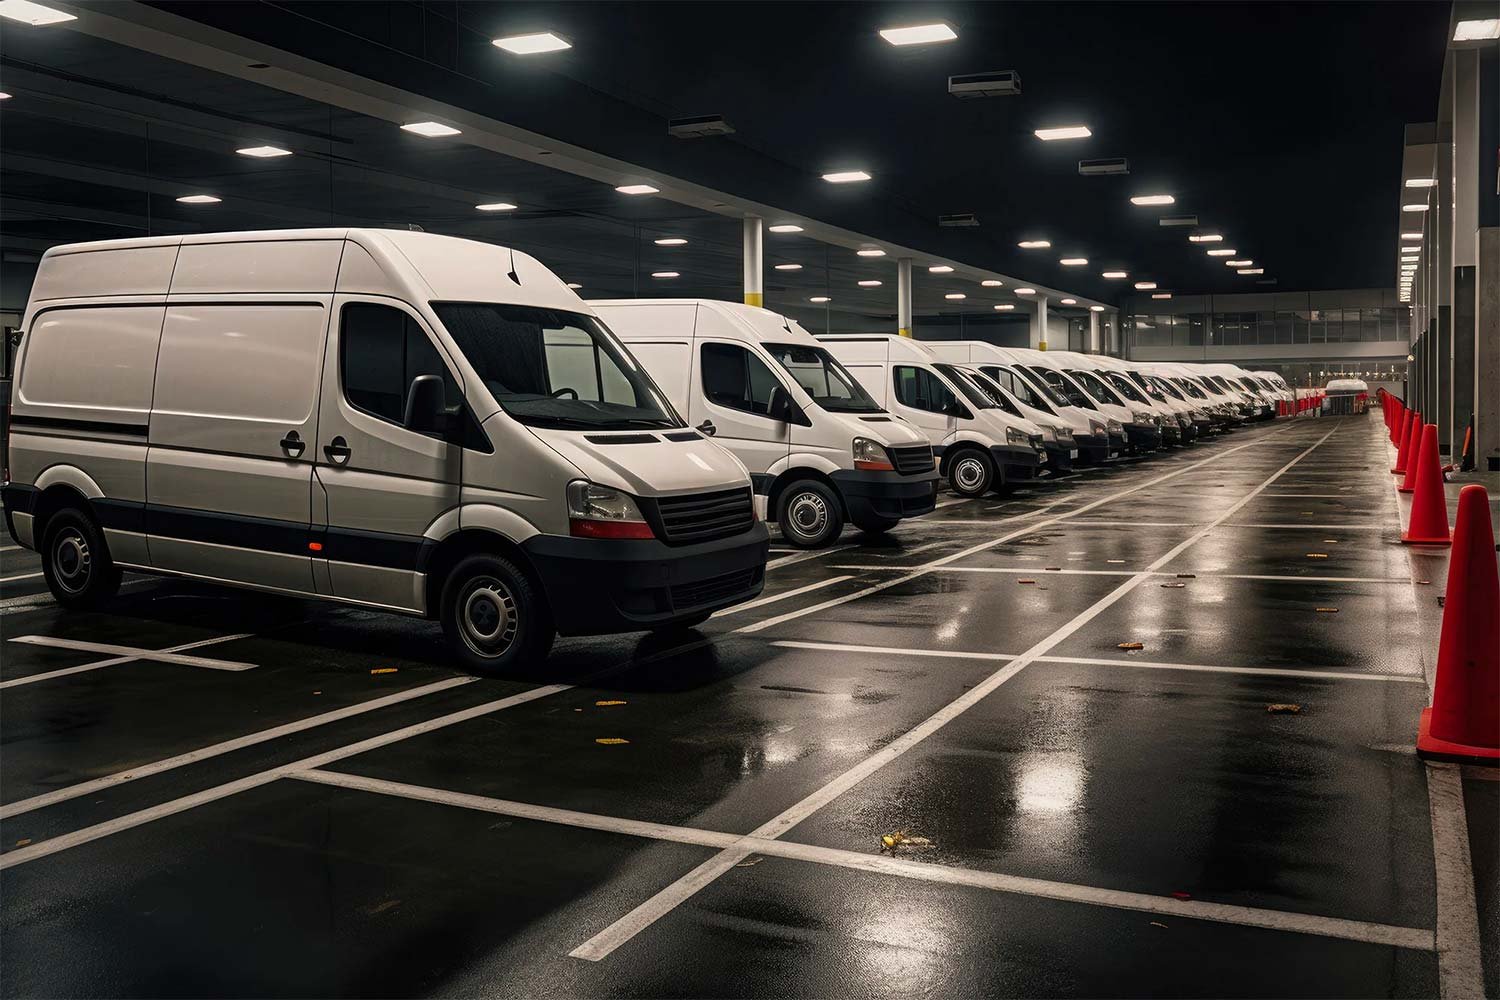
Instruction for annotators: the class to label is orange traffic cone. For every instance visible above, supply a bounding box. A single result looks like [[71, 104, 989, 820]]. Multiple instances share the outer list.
[[1417, 484, 1499, 763], [1393, 410, 1418, 476], [1399, 417, 1426, 494], [1402, 424, 1451, 544]]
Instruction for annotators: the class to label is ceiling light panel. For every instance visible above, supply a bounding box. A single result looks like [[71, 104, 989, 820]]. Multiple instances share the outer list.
[[401, 121, 461, 137], [1017, 240, 1051, 249], [1034, 126, 1091, 141], [1130, 194, 1175, 206], [769, 224, 804, 233], [616, 183, 659, 195], [476, 202, 517, 211], [0, 0, 75, 24], [492, 31, 572, 54], [879, 22, 957, 45], [237, 145, 293, 158], [823, 170, 872, 183]]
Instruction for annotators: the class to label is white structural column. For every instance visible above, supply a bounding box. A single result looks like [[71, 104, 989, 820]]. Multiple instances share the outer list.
[[1031, 296, 1050, 350], [897, 258, 913, 337], [742, 216, 763, 308], [1087, 310, 1101, 353]]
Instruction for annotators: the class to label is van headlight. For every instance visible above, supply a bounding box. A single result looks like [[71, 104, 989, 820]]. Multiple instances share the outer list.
[[1005, 426, 1031, 447], [1088, 419, 1106, 437], [1050, 424, 1074, 443], [1132, 410, 1153, 424], [1106, 418, 1123, 434], [566, 481, 655, 539], [852, 437, 895, 471]]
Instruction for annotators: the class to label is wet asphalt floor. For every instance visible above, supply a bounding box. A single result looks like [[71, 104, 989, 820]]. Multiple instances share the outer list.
[[1, 413, 1496, 999]]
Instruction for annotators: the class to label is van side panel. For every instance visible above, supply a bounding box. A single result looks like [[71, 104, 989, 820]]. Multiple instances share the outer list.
[[623, 342, 691, 414], [146, 301, 331, 593], [28, 247, 178, 302], [169, 240, 343, 295]]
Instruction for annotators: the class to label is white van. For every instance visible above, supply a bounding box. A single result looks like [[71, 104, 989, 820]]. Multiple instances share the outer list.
[[817, 335, 1046, 497], [1089, 354, 1197, 445], [1020, 350, 1150, 453], [922, 341, 1106, 466], [1, 229, 769, 672], [590, 299, 937, 548]]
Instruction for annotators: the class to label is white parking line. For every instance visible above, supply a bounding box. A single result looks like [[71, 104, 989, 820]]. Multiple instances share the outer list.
[[1263, 493, 1357, 498], [765, 543, 857, 571], [300, 768, 1433, 953], [0, 571, 44, 584], [710, 576, 851, 617], [0, 682, 571, 870], [0, 676, 481, 819], [828, 564, 1411, 584], [6, 635, 257, 674], [0, 633, 256, 689], [1224, 522, 1388, 531], [1426, 763, 1485, 997], [0, 544, 23, 553], [572, 426, 1338, 959]]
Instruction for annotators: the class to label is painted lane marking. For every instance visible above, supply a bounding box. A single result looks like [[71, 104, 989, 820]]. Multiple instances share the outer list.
[[710, 576, 852, 618], [6, 635, 257, 673], [0, 571, 44, 584], [572, 426, 1338, 959], [0, 579, 154, 615], [765, 543, 858, 571], [828, 564, 1411, 584], [733, 426, 1307, 637], [0, 633, 256, 689], [1225, 523, 1388, 531], [1426, 762, 1486, 998], [0, 683, 571, 870], [300, 768, 1433, 954], [770, 639, 1425, 685], [0, 677, 480, 820], [1263, 493, 1360, 498]]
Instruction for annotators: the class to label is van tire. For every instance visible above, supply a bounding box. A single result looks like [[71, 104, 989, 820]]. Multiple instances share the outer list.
[[776, 479, 844, 549], [41, 507, 121, 609], [440, 553, 554, 674], [851, 513, 900, 535], [945, 448, 994, 497]]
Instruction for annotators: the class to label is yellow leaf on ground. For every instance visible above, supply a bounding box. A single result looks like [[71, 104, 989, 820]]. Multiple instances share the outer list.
[[595, 700, 628, 706], [595, 737, 630, 745], [1117, 642, 1145, 650], [370, 668, 398, 675]]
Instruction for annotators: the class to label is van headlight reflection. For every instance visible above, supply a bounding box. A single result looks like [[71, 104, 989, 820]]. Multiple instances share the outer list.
[[1016, 752, 1084, 814]]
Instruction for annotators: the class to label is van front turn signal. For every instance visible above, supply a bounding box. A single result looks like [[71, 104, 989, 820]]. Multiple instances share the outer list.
[[852, 437, 895, 471], [566, 481, 656, 540]]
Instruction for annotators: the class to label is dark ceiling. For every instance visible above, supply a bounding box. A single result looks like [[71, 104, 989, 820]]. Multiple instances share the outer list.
[[151, 0, 1451, 300]]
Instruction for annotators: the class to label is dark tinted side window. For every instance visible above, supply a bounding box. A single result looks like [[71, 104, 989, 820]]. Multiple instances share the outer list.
[[341, 303, 460, 430], [702, 342, 781, 417], [893, 365, 958, 414]]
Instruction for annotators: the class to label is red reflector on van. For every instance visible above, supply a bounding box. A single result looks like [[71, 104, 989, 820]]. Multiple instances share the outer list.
[[569, 518, 655, 540], [308, 541, 323, 552]]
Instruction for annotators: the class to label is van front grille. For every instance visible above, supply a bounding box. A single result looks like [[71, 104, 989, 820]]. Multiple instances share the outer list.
[[888, 444, 935, 476], [648, 487, 755, 545], [670, 566, 761, 610]]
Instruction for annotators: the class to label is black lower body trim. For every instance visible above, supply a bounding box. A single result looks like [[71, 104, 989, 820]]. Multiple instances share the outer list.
[[830, 469, 939, 522]]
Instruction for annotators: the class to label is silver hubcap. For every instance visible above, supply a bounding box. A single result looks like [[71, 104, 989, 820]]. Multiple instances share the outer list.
[[953, 457, 987, 493], [786, 491, 829, 541], [459, 576, 518, 659], [52, 529, 92, 594]]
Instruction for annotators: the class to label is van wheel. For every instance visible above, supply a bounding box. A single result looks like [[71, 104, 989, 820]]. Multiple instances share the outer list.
[[440, 553, 554, 674], [776, 479, 844, 549], [946, 448, 994, 497], [851, 513, 900, 535], [41, 507, 121, 609]]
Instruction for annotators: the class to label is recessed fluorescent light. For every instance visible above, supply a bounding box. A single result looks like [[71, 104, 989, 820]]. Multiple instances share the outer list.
[[566, 283, 583, 290], [1060, 298, 1077, 305], [1405, 178, 1437, 188], [857, 248, 886, 257], [401, 121, 461, 137], [0, 1, 76, 25], [616, 183, 659, 195], [858, 280, 883, 287], [476, 202, 518, 212], [1453, 18, 1500, 40], [1134, 281, 1157, 290], [0, 92, 12, 100], [1059, 257, 1088, 266], [928, 265, 954, 273], [1014, 287, 1036, 295], [1034, 125, 1091, 141], [175, 194, 221, 204], [1102, 271, 1128, 279], [823, 170, 872, 183], [994, 304, 1015, 311], [651, 271, 679, 279], [236, 145, 293, 158], [1225, 259, 1252, 267], [492, 31, 572, 54], [1402, 233, 1422, 240], [1207, 248, 1235, 256], [1151, 293, 1172, 299], [1090, 305, 1105, 312], [1017, 240, 1051, 249], [1237, 268, 1264, 275], [654, 237, 688, 246], [945, 293, 967, 300], [809, 296, 831, 303], [1402, 203, 1429, 212], [981, 279, 1003, 287], [774, 263, 802, 271], [769, 224, 804, 233], [1130, 194, 1175, 206], [1188, 234, 1223, 243], [879, 22, 957, 46]]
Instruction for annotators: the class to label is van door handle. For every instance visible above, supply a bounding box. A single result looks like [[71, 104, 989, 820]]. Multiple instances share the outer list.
[[279, 431, 306, 458], [323, 436, 351, 465], [696, 420, 716, 437]]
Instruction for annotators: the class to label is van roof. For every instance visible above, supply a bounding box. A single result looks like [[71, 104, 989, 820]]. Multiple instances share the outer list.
[[589, 298, 821, 347], [816, 333, 942, 363]]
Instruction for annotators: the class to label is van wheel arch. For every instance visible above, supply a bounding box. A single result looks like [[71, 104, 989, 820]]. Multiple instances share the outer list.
[[33, 484, 95, 542], [422, 528, 543, 619], [767, 468, 847, 522]]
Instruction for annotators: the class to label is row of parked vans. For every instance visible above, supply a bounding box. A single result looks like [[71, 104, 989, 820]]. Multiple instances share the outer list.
[[1, 230, 1295, 672]]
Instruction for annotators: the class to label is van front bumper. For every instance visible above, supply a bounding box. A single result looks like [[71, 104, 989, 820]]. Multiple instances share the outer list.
[[1126, 424, 1162, 452], [830, 469, 938, 522], [1072, 432, 1113, 464], [1043, 444, 1075, 473], [992, 445, 1043, 482], [522, 524, 769, 636]]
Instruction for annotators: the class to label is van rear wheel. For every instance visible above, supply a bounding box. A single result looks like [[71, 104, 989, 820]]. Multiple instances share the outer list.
[[440, 553, 554, 674], [41, 507, 121, 610], [776, 479, 844, 549]]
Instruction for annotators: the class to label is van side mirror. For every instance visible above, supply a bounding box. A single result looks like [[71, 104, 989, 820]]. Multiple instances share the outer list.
[[767, 385, 810, 426], [942, 399, 970, 419], [403, 374, 451, 435]]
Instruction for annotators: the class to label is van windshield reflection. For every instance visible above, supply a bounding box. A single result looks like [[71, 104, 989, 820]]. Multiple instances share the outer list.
[[434, 303, 682, 430], [763, 343, 882, 413]]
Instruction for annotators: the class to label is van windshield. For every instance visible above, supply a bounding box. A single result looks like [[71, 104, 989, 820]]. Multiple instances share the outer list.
[[980, 365, 1054, 414], [1102, 371, 1148, 404], [1027, 365, 1095, 410], [936, 364, 1015, 413], [433, 303, 681, 430], [763, 343, 882, 413], [1068, 369, 1124, 406]]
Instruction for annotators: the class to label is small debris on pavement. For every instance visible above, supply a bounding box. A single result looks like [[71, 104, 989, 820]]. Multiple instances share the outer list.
[[1018, 579, 1037, 585], [595, 738, 630, 745], [1170, 891, 1192, 900], [1315, 607, 1339, 613], [1306, 553, 1328, 559], [1149, 921, 1169, 929], [735, 856, 763, 868], [1161, 582, 1186, 589], [1176, 573, 1196, 578], [595, 700, 627, 706], [1266, 704, 1302, 714], [370, 668, 398, 675], [1117, 642, 1145, 651]]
